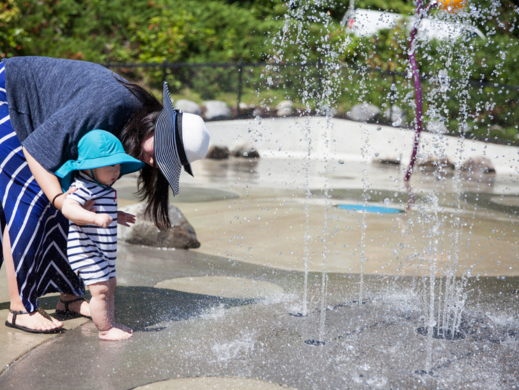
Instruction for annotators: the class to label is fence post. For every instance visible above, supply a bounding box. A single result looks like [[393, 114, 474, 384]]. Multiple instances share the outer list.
[[237, 60, 244, 117], [105, 58, 110, 69]]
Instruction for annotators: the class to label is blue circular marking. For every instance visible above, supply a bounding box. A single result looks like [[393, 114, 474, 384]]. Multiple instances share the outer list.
[[336, 204, 403, 214]]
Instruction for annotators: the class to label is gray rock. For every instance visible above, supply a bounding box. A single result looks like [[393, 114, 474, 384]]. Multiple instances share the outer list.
[[276, 100, 294, 117], [325, 107, 337, 117], [118, 203, 200, 249], [418, 156, 455, 170], [203, 101, 231, 120], [349, 104, 381, 122], [232, 144, 260, 159], [461, 156, 495, 174], [490, 124, 504, 133], [384, 105, 406, 127], [206, 145, 230, 160], [252, 107, 265, 117], [175, 99, 201, 115], [426, 120, 448, 134], [375, 153, 402, 165]]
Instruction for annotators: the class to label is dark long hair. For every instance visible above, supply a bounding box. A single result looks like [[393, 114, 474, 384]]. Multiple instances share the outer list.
[[117, 78, 171, 230]]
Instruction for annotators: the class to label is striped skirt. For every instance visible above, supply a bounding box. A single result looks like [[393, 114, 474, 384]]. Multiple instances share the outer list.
[[0, 62, 84, 312]]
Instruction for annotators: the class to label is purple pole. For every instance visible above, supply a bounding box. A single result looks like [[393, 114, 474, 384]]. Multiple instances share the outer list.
[[404, 0, 434, 182]]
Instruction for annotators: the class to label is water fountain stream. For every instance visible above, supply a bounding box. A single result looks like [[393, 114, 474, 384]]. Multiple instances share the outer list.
[[266, 0, 518, 370]]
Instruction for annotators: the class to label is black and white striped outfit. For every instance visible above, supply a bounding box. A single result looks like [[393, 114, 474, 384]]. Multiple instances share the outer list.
[[66, 172, 117, 285]]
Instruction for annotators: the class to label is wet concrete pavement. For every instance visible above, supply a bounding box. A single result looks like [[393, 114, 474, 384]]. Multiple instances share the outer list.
[[1, 119, 519, 389]]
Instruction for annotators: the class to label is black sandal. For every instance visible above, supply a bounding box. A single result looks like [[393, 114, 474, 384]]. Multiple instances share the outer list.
[[5, 308, 64, 334], [55, 297, 92, 319]]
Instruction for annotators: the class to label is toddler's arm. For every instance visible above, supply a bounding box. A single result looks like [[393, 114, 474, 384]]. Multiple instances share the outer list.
[[117, 211, 136, 227], [62, 199, 113, 228]]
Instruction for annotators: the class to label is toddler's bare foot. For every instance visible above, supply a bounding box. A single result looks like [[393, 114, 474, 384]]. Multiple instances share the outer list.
[[98, 325, 133, 341], [114, 323, 133, 333]]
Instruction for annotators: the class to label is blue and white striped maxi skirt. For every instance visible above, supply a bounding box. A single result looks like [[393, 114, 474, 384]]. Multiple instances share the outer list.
[[0, 62, 85, 312]]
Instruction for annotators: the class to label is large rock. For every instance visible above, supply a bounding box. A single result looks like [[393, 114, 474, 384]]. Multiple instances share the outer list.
[[118, 203, 200, 249], [349, 104, 381, 122], [203, 101, 231, 120], [384, 105, 406, 127], [276, 100, 294, 117], [426, 120, 448, 134], [232, 144, 260, 159], [206, 145, 230, 160], [417, 155, 455, 170], [174, 99, 201, 115], [461, 156, 495, 174]]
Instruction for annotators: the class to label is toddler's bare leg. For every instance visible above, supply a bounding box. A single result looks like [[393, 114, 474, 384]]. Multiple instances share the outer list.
[[108, 277, 133, 333], [88, 278, 132, 341]]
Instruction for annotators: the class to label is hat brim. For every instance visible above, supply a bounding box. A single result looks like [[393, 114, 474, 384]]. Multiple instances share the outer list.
[[56, 153, 144, 191], [154, 82, 192, 196]]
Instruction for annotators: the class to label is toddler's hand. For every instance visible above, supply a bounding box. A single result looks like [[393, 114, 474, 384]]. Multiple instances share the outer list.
[[94, 214, 113, 228], [117, 211, 136, 227]]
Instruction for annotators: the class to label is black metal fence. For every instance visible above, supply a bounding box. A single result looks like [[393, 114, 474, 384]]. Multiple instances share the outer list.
[[104, 60, 519, 141]]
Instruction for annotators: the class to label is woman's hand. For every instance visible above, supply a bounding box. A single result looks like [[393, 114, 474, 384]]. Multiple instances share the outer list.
[[55, 187, 96, 221], [117, 211, 136, 227]]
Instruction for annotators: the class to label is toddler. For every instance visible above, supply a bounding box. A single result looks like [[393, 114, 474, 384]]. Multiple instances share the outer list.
[[56, 130, 144, 340]]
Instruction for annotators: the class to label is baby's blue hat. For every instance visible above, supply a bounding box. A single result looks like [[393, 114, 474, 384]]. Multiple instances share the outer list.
[[55, 130, 144, 191]]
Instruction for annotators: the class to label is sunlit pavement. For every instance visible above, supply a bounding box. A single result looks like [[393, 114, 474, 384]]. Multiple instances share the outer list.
[[1, 119, 518, 389]]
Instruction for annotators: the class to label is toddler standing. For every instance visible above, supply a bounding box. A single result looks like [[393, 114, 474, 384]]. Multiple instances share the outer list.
[[56, 130, 144, 341]]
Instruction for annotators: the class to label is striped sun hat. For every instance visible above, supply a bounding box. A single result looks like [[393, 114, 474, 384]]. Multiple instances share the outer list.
[[155, 82, 210, 195]]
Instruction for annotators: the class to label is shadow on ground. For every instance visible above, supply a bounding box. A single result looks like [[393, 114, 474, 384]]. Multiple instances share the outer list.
[[112, 286, 254, 331]]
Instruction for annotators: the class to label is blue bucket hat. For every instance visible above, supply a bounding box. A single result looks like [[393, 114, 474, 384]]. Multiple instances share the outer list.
[[55, 130, 144, 191]]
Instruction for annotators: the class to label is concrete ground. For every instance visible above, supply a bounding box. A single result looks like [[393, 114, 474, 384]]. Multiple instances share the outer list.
[[1, 118, 518, 389]]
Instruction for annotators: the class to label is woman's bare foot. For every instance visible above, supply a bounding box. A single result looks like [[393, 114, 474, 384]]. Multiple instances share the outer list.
[[98, 324, 133, 341], [56, 294, 91, 318], [7, 310, 63, 332]]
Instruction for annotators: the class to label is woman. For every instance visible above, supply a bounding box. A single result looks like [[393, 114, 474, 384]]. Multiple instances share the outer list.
[[0, 56, 209, 333]]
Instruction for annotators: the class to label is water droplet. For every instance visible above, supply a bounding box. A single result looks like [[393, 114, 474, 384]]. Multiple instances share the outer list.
[[338, 159, 344, 164]]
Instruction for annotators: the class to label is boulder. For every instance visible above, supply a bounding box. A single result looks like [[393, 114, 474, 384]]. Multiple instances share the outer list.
[[203, 100, 231, 120], [461, 156, 495, 174], [118, 203, 200, 249], [237, 102, 255, 117], [384, 105, 406, 127], [252, 107, 265, 117], [426, 120, 448, 134], [417, 156, 455, 170], [276, 100, 294, 117], [490, 124, 504, 133], [348, 104, 381, 122], [325, 107, 337, 117], [206, 145, 230, 160], [232, 145, 260, 159], [174, 99, 201, 115]]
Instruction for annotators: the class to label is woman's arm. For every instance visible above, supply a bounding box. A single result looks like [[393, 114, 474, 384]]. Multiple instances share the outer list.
[[23, 146, 68, 210], [23, 146, 96, 215], [62, 199, 113, 228]]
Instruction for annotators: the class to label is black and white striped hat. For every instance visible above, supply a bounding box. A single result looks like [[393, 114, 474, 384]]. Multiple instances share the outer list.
[[155, 82, 210, 195]]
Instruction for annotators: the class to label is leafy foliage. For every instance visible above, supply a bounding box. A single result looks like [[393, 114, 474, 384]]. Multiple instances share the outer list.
[[1, 0, 518, 141]]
